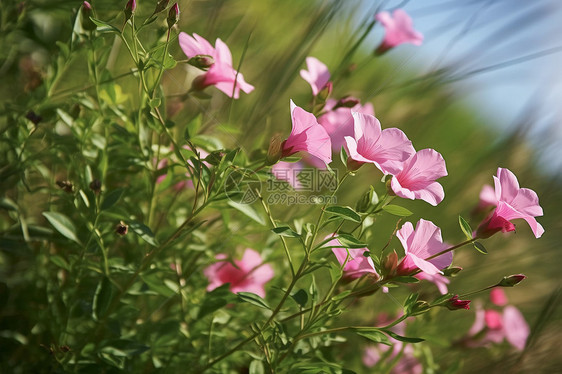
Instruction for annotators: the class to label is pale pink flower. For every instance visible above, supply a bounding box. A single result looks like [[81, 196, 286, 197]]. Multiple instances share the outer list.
[[396, 219, 452, 276], [344, 112, 414, 174], [503, 305, 530, 350], [300, 57, 331, 96], [179, 33, 254, 98], [281, 100, 332, 165], [490, 288, 508, 306], [476, 168, 544, 238], [415, 272, 450, 294], [375, 9, 423, 54], [390, 149, 448, 206], [203, 248, 274, 298], [479, 184, 497, 208], [328, 236, 379, 281], [318, 98, 375, 151], [271, 161, 304, 189]]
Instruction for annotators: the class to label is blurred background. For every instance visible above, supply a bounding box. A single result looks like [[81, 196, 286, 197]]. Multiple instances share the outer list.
[[1, 0, 561, 372]]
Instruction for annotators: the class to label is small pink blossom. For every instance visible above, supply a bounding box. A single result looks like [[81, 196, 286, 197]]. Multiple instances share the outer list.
[[390, 148, 448, 206], [490, 288, 508, 306], [476, 168, 544, 238], [344, 112, 414, 174], [179, 33, 254, 98], [328, 236, 379, 281], [300, 57, 331, 96], [203, 248, 274, 298], [446, 295, 471, 310], [375, 9, 423, 54], [318, 98, 374, 151], [281, 100, 332, 165], [396, 219, 452, 276], [271, 161, 304, 189]]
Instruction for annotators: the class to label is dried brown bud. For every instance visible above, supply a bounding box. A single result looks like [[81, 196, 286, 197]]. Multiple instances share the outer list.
[[116, 221, 128, 236], [56, 180, 74, 193], [89, 179, 101, 193]]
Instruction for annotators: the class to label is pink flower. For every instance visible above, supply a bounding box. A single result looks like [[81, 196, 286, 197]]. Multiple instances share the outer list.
[[503, 305, 530, 350], [203, 248, 274, 298], [415, 272, 450, 294], [490, 288, 508, 306], [300, 57, 331, 96], [396, 219, 452, 276], [318, 98, 375, 151], [390, 149, 448, 206], [445, 295, 471, 310], [271, 161, 303, 189], [179, 33, 254, 98], [328, 236, 379, 281], [344, 112, 414, 174], [375, 9, 423, 54], [476, 168, 544, 238], [281, 100, 332, 165]]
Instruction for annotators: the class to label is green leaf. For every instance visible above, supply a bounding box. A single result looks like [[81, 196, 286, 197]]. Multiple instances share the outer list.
[[237, 292, 270, 310], [128, 221, 158, 246], [198, 284, 235, 319], [335, 233, 367, 248], [332, 290, 351, 301], [140, 273, 175, 298], [227, 201, 265, 225], [50, 255, 70, 271], [90, 17, 121, 34], [390, 276, 420, 284], [403, 292, 419, 315], [458, 216, 473, 240], [249, 360, 265, 374], [92, 277, 114, 321], [42, 212, 81, 244], [101, 188, 124, 211], [291, 289, 308, 307], [473, 241, 488, 254], [353, 328, 391, 345], [324, 205, 361, 222], [383, 329, 424, 343], [151, 45, 177, 70], [271, 226, 301, 238], [382, 205, 413, 217]]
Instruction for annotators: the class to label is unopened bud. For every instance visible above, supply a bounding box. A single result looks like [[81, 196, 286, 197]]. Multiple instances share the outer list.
[[346, 158, 363, 172], [265, 134, 283, 165], [116, 221, 128, 236], [167, 3, 179, 29], [381, 250, 398, 276], [442, 266, 463, 277], [89, 179, 102, 194], [444, 295, 471, 311], [188, 55, 215, 70], [56, 180, 74, 193], [333, 96, 360, 110], [25, 110, 42, 125], [410, 300, 430, 315], [497, 274, 526, 287], [204, 151, 224, 166], [80, 1, 97, 31], [191, 74, 210, 92], [317, 81, 332, 101], [153, 0, 169, 15], [123, 0, 136, 23]]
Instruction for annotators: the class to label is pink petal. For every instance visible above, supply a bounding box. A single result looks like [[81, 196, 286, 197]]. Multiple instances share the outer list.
[[490, 288, 508, 306], [503, 305, 529, 350], [496, 168, 520, 203], [214, 38, 233, 67], [485, 309, 503, 330], [479, 184, 497, 207], [408, 253, 442, 275], [299, 57, 330, 96]]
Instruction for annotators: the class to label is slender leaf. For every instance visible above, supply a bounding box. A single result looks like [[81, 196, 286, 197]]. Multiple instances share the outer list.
[[237, 292, 270, 310], [383, 329, 424, 343], [458, 216, 474, 240], [382, 205, 413, 217], [42, 212, 81, 244], [335, 233, 367, 248], [325, 205, 361, 222], [353, 328, 391, 345], [101, 188, 124, 211], [473, 241, 488, 254], [271, 226, 301, 238]]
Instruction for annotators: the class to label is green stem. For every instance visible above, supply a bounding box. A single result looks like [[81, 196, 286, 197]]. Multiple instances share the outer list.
[[424, 238, 476, 261]]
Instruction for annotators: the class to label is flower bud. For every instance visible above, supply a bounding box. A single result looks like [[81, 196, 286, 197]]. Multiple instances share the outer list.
[[497, 274, 526, 288], [167, 3, 179, 29], [116, 221, 128, 236], [56, 180, 74, 193], [333, 96, 360, 110], [265, 134, 283, 166], [410, 300, 430, 316], [188, 55, 215, 70], [444, 295, 471, 311], [346, 158, 363, 172], [442, 266, 463, 277], [381, 250, 398, 276], [153, 0, 169, 15], [191, 74, 210, 92], [25, 110, 42, 125], [317, 81, 332, 101], [81, 1, 97, 31], [89, 179, 102, 194], [123, 0, 136, 23], [475, 212, 515, 239]]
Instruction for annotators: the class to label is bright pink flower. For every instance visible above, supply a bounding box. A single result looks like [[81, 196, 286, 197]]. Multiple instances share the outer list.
[[490, 288, 508, 306], [415, 272, 450, 294], [318, 98, 374, 151], [281, 100, 332, 165], [446, 295, 471, 310], [179, 33, 254, 98], [485, 309, 503, 329], [476, 168, 544, 238], [271, 161, 303, 189], [203, 248, 274, 298], [375, 9, 423, 54], [344, 112, 414, 174], [396, 219, 452, 276], [390, 149, 448, 206], [300, 57, 331, 96], [328, 236, 379, 281]]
